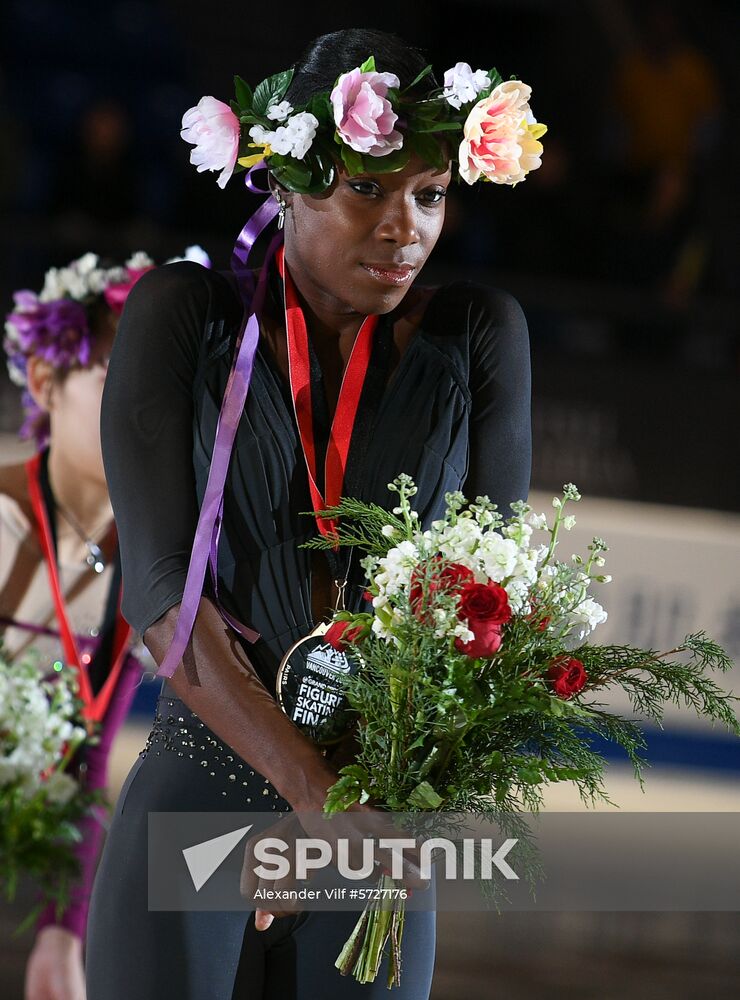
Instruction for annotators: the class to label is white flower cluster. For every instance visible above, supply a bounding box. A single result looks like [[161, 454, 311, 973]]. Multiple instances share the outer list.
[[249, 111, 319, 160], [0, 651, 86, 802], [442, 62, 491, 110], [39, 251, 154, 304], [163, 245, 211, 267], [361, 484, 609, 646]]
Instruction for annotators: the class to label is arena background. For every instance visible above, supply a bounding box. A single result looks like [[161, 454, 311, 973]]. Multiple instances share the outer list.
[[1, 1, 738, 996]]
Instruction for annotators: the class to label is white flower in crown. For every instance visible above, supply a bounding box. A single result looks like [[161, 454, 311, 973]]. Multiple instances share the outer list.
[[250, 111, 319, 160], [61, 269, 88, 301], [266, 100, 294, 122], [126, 251, 155, 271], [36, 252, 136, 303], [87, 268, 112, 294], [74, 252, 100, 276], [442, 62, 491, 110], [38, 267, 68, 303], [103, 266, 129, 285], [164, 245, 212, 267]]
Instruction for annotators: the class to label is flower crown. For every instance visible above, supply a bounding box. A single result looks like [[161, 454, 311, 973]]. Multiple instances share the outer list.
[[181, 57, 547, 195], [3, 246, 210, 446]]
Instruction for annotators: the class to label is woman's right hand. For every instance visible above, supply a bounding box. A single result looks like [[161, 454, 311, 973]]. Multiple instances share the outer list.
[[241, 790, 430, 929]]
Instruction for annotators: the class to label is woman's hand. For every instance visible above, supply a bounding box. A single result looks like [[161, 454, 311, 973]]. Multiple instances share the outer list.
[[241, 811, 308, 931], [241, 799, 430, 931], [24, 926, 86, 1000]]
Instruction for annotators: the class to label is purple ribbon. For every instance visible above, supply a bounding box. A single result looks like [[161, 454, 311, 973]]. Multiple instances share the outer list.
[[156, 164, 281, 680], [0, 614, 98, 644]]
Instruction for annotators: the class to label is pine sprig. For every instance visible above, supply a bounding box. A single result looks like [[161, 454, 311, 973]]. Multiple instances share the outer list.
[[576, 709, 649, 788], [578, 635, 740, 734], [299, 499, 408, 556]]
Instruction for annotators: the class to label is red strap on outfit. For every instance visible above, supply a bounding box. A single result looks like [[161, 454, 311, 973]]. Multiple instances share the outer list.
[[276, 245, 379, 544], [25, 451, 131, 724]]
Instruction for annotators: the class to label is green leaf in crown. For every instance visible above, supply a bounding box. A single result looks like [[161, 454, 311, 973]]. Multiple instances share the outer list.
[[252, 68, 295, 117]]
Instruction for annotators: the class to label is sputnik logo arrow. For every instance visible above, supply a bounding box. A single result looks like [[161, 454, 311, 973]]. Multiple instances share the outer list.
[[182, 824, 253, 891]]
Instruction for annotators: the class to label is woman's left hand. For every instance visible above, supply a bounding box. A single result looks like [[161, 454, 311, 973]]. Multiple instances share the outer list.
[[24, 926, 86, 1000]]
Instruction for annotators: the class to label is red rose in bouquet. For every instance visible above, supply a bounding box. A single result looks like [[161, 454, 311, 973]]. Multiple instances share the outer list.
[[454, 581, 512, 658], [410, 558, 474, 623], [325, 620, 365, 652], [458, 581, 512, 625], [454, 620, 504, 657], [546, 655, 588, 699]]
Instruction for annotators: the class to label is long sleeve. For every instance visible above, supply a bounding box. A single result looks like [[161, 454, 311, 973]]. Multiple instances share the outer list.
[[463, 285, 532, 512], [99, 261, 237, 636]]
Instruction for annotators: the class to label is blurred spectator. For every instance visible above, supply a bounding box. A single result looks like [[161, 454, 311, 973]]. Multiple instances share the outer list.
[[49, 99, 139, 249], [604, 1, 723, 302]]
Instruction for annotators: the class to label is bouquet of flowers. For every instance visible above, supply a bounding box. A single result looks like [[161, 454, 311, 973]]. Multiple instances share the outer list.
[[0, 644, 101, 935], [301, 476, 739, 987]]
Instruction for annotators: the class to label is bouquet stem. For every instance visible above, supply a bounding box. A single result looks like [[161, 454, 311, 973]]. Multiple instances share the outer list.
[[335, 873, 406, 986]]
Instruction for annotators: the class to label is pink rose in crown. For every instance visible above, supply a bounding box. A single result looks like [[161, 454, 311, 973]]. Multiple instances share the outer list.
[[330, 69, 404, 157], [103, 267, 155, 315], [458, 80, 546, 186], [181, 97, 240, 189]]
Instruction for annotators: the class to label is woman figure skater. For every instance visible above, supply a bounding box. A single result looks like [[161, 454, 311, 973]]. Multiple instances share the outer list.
[[1, 250, 157, 1000], [86, 28, 542, 999]]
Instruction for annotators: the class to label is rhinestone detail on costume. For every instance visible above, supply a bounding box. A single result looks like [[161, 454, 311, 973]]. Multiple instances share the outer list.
[[139, 697, 289, 813]]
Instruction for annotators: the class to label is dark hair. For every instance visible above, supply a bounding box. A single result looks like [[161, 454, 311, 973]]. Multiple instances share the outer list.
[[285, 28, 438, 106]]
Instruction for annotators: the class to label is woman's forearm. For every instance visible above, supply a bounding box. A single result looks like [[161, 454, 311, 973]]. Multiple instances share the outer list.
[[144, 596, 339, 812]]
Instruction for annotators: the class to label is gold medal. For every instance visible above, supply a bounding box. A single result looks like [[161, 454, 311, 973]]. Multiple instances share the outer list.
[[275, 624, 358, 746], [275, 575, 359, 746]]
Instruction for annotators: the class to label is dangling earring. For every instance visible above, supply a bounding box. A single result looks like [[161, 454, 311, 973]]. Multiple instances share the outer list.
[[276, 194, 286, 230]]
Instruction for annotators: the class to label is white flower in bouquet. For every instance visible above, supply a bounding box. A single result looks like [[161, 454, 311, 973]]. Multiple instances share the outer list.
[[478, 531, 519, 582], [0, 653, 86, 798], [569, 597, 608, 640], [373, 540, 419, 598], [1, 646, 99, 934], [527, 511, 549, 531], [433, 518, 483, 564], [42, 771, 78, 806]]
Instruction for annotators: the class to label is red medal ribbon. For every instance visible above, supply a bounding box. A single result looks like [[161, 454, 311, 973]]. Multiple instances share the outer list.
[[277, 245, 379, 547], [25, 451, 132, 724]]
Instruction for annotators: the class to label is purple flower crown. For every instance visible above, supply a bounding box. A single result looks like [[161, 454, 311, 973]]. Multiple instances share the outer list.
[[3, 247, 211, 447]]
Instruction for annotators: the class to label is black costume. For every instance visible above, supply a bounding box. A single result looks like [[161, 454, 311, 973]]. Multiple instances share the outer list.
[[85, 259, 531, 999]]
